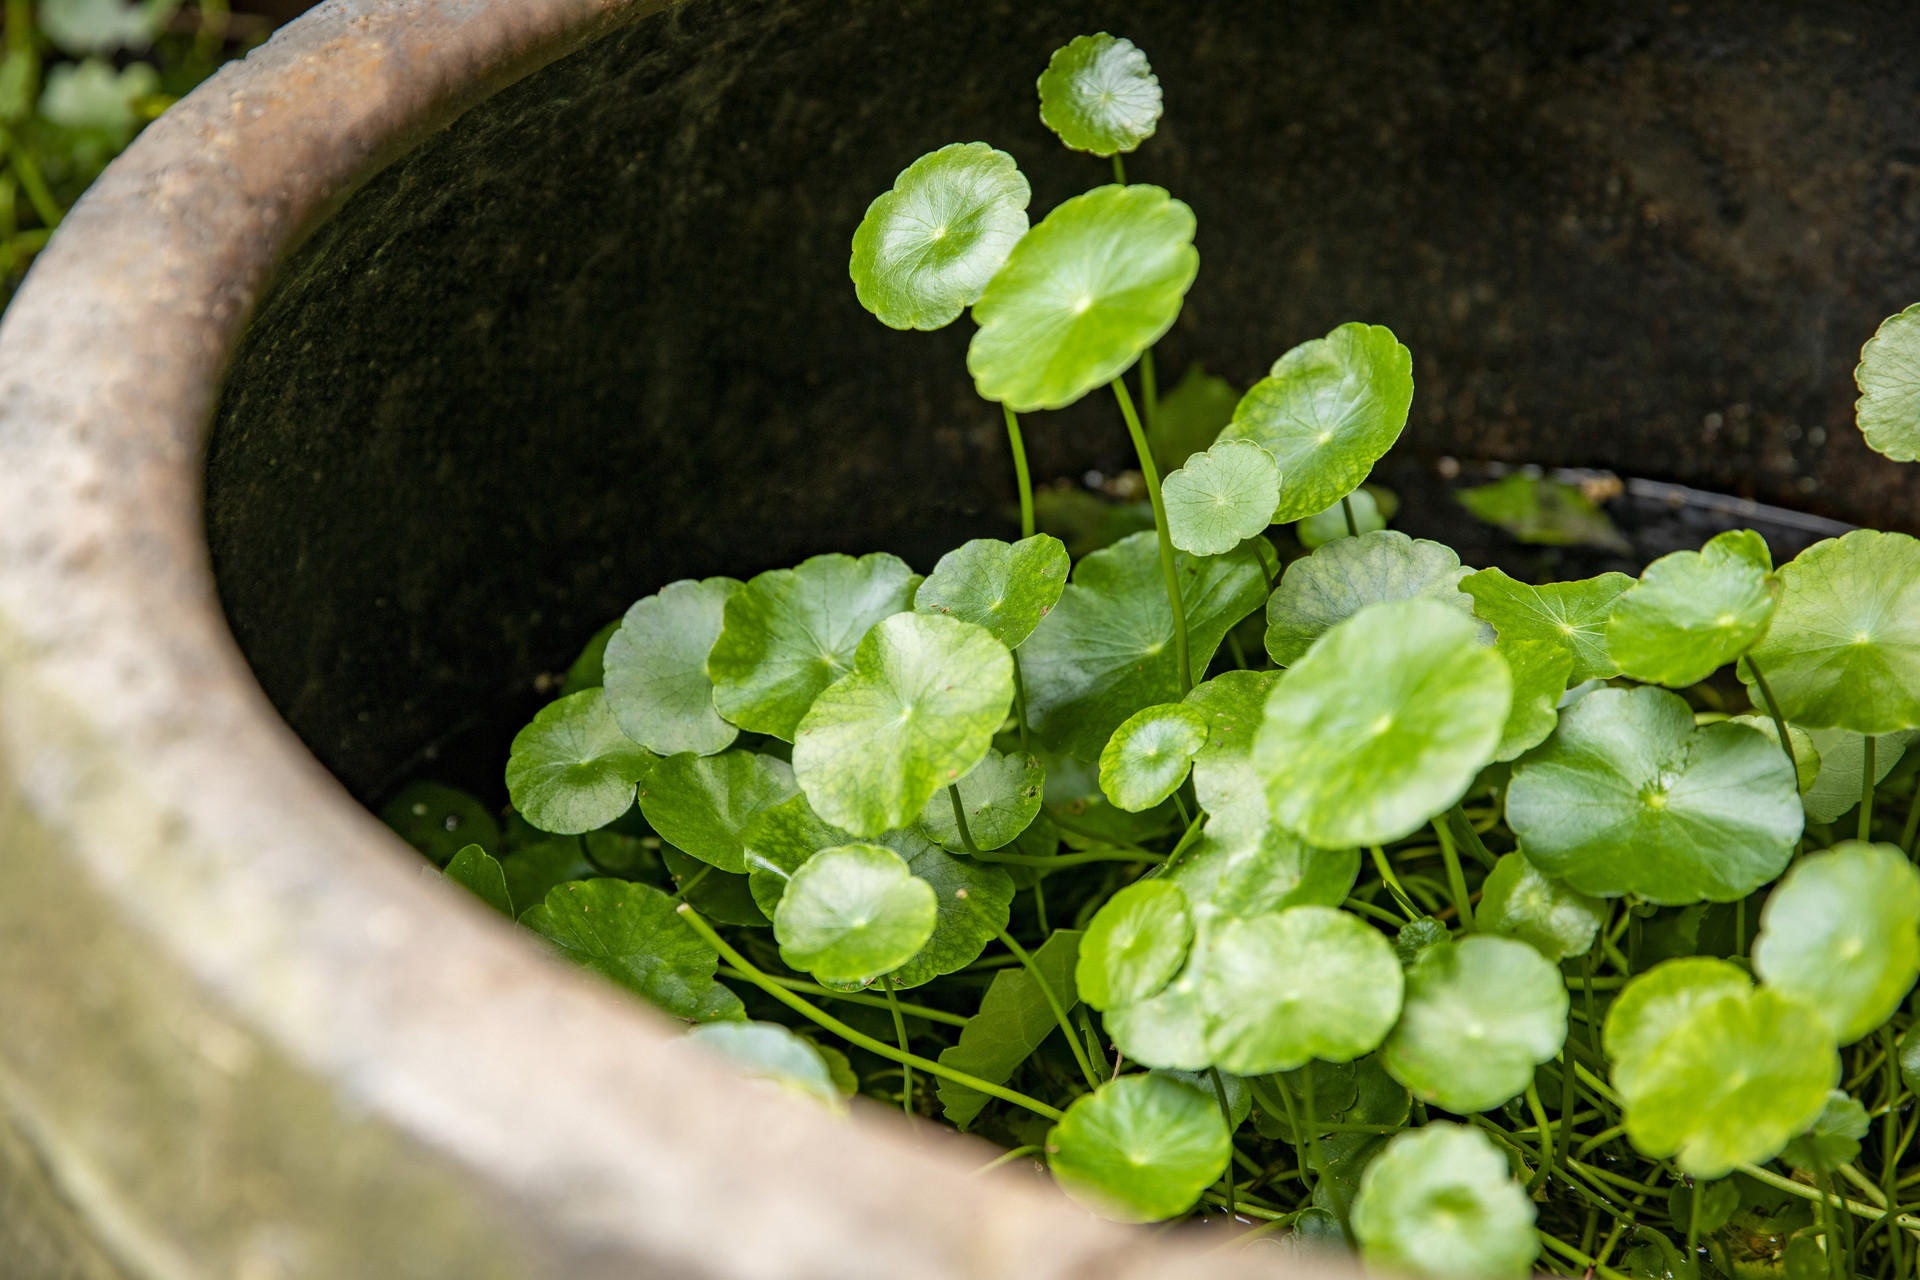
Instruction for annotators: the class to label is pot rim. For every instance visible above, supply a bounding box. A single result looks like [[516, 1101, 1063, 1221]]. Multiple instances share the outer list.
[[0, 2, 1300, 1275]]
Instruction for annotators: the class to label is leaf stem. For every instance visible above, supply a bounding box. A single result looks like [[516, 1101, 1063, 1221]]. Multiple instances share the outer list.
[[1734, 1163, 1920, 1235], [1524, 1080, 1554, 1188], [970, 848, 1165, 867], [1140, 347, 1159, 433], [1111, 376, 1192, 694], [1432, 816, 1476, 931], [1743, 656, 1800, 779], [1369, 845, 1426, 920], [972, 1144, 1042, 1176], [1298, 1065, 1327, 1193], [949, 784, 983, 855], [715, 967, 969, 1025], [882, 973, 913, 1117], [1537, 1230, 1633, 1280], [1863, 736, 1878, 842], [1208, 1065, 1236, 1219], [1448, 803, 1501, 869], [1342, 494, 1360, 539], [1111, 154, 1126, 184], [676, 904, 1065, 1120], [1003, 403, 1035, 540], [1902, 772, 1920, 857], [954, 888, 1100, 1091], [1887, 1025, 1905, 1277]]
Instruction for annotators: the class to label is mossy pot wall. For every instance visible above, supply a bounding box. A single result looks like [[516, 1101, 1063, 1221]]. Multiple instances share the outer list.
[[2, 0, 1918, 1276]]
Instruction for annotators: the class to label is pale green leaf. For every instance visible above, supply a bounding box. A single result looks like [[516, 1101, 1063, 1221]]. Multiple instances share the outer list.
[[1381, 936, 1569, 1113], [1351, 1124, 1540, 1280], [1855, 303, 1920, 462], [1607, 540, 1778, 688], [1798, 727, 1915, 823], [1077, 880, 1192, 1010], [688, 1021, 840, 1107], [1263, 530, 1480, 667], [915, 534, 1069, 649], [1477, 853, 1604, 961], [1046, 1073, 1229, 1223], [1493, 636, 1573, 763], [1161, 439, 1280, 555], [1036, 32, 1162, 156], [1780, 1091, 1870, 1172], [1098, 703, 1208, 812], [850, 142, 1030, 330], [1753, 841, 1920, 1044], [916, 747, 1043, 851], [1296, 486, 1387, 549], [505, 690, 654, 835], [772, 843, 937, 984], [603, 577, 741, 756], [1603, 957, 1754, 1098], [1461, 568, 1636, 684]]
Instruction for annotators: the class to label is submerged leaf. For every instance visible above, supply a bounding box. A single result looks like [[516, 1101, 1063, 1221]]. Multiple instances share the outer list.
[[969, 184, 1196, 411], [1036, 32, 1162, 156], [1351, 1124, 1540, 1280], [916, 747, 1044, 851], [1753, 841, 1920, 1044], [1077, 880, 1193, 1010], [937, 930, 1083, 1128], [1855, 303, 1920, 462], [637, 750, 797, 873], [1255, 598, 1512, 848], [603, 577, 741, 756], [850, 142, 1031, 331], [915, 534, 1069, 649], [688, 1021, 841, 1106], [1219, 323, 1414, 523], [793, 612, 1012, 837], [1382, 935, 1568, 1113], [1607, 538, 1778, 688], [708, 552, 918, 741], [1462, 568, 1636, 684], [1161, 439, 1281, 555], [1264, 530, 1479, 667], [1506, 686, 1802, 903], [1099, 703, 1208, 811], [505, 690, 654, 835], [522, 879, 744, 1021], [772, 843, 937, 984], [1476, 853, 1605, 961], [1047, 1073, 1230, 1223]]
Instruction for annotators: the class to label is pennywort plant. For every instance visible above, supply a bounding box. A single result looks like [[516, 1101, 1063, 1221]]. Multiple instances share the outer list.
[[389, 33, 1920, 1279]]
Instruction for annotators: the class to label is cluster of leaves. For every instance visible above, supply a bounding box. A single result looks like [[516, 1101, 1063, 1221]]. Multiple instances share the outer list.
[[387, 33, 1920, 1280]]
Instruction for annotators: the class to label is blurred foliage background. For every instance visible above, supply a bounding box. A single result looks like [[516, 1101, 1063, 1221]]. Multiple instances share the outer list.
[[0, 0, 310, 302]]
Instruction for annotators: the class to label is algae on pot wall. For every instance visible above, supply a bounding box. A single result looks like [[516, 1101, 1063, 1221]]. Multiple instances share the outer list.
[[386, 33, 1920, 1277]]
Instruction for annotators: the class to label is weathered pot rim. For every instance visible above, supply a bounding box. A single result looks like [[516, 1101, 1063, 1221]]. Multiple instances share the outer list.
[[0, 2, 1302, 1275]]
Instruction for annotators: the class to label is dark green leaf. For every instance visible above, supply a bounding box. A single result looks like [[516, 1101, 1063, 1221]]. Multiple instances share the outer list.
[[637, 750, 797, 873], [1263, 530, 1480, 667], [522, 879, 744, 1022], [380, 780, 499, 865], [499, 839, 593, 919], [663, 847, 769, 927], [937, 929, 1083, 1129], [1149, 363, 1238, 472], [444, 844, 512, 917], [916, 747, 1044, 851], [1457, 473, 1629, 552], [1779, 1091, 1870, 1172]]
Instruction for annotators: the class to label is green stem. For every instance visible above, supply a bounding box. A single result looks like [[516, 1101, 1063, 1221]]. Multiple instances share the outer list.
[[1299, 1064, 1326, 1190], [1011, 651, 1031, 751], [1538, 1231, 1633, 1280], [1003, 404, 1035, 541], [1863, 736, 1878, 843], [972, 1144, 1041, 1176], [882, 974, 913, 1117], [1889, 1025, 1906, 1277], [1209, 1065, 1236, 1219], [1432, 817, 1476, 931], [949, 784, 982, 855], [1342, 494, 1360, 538], [1524, 1081, 1554, 1193], [1044, 807, 1157, 856], [1032, 879, 1048, 934], [1140, 348, 1159, 434], [1687, 1178, 1703, 1260], [955, 889, 1100, 1091], [9, 141, 59, 230], [1744, 656, 1800, 779], [970, 848, 1165, 868], [1111, 377, 1192, 694], [1111, 154, 1126, 184], [1902, 771, 1920, 858], [1736, 1162, 1920, 1234], [715, 967, 969, 1026], [1448, 803, 1500, 869], [677, 904, 1065, 1120], [1343, 897, 1408, 928], [1369, 845, 1426, 920], [672, 863, 713, 901]]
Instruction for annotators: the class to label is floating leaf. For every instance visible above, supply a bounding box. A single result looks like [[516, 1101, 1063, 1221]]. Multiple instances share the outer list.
[[687, 1021, 841, 1106], [1296, 486, 1388, 549], [1161, 439, 1280, 555], [444, 844, 512, 918], [1150, 363, 1238, 472], [1255, 598, 1512, 848], [937, 929, 1082, 1128], [1506, 686, 1802, 903], [708, 552, 918, 741], [849, 142, 1031, 331], [1036, 32, 1162, 156], [637, 750, 797, 873], [1382, 936, 1569, 1113], [1855, 303, 1920, 462], [792, 613, 1011, 836], [1728, 714, 1820, 795], [1351, 1124, 1540, 1280], [916, 747, 1044, 851], [1607, 541, 1778, 688], [1023, 531, 1271, 760], [1476, 853, 1605, 961], [1046, 1073, 1230, 1223], [1201, 905, 1404, 1074], [522, 879, 743, 1022], [505, 690, 655, 835], [1263, 530, 1479, 667], [1753, 841, 1920, 1044], [1077, 880, 1193, 1010], [1462, 568, 1636, 684], [968, 184, 1197, 412], [772, 843, 938, 985], [915, 534, 1069, 649], [1779, 1091, 1870, 1172], [603, 577, 742, 756], [1603, 958, 1755, 1098], [1457, 473, 1629, 552], [1099, 703, 1208, 811], [1493, 636, 1573, 763], [380, 780, 499, 865], [1218, 323, 1413, 523], [1798, 727, 1916, 823], [1739, 531, 1920, 735]]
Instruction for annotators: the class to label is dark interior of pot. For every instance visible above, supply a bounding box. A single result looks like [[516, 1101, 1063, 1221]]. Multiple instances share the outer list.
[[206, 0, 1920, 807]]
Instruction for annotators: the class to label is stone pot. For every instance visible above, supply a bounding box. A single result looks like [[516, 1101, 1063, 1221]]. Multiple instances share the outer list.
[[3, 0, 1918, 1276]]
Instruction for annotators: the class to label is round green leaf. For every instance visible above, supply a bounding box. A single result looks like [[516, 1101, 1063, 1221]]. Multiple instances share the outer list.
[[1855, 303, 1920, 461], [915, 747, 1043, 851], [1168, 825, 1361, 920], [1023, 531, 1271, 761], [1255, 598, 1512, 848], [1506, 686, 1802, 903], [1619, 985, 1838, 1178], [1201, 905, 1404, 1074], [1046, 1073, 1229, 1224], [1728, 714, 1820, 795], [1351, 1124, 1540, 1280], [1462, 567, 1637, 684], [505, 690, 655, 835], [637, 749, 797, 873], [603, 577, 742, 756], [1297, 486, 1388, 549], [1382, 936, 1569, 1113], [1607, 543, 1778, 688], [1161, 439, 1280, 555], [522, 879, 743, 1022], [1218, 322, 1413, 523], [1476, 853, 1604, 962], [915, 533, 1069, 649], [707, 552, 918, 741], [1603, 958, 1754, 1098], [1780, 1090, 1870, 1172], [1797, 726, 1915, 823], [1492, 635, 1573, 763], [772, 843, 938, 984], [1099, 703, 1208, 811], [1753, 840, 1920, 1044], [967, 184, 1197, 412], [1740, 530, 1920, 735], [687, 1021, 840, 1106], [849, 142, 1031, 331], [381, 780, 498, 865], [1264, 530, 1480, 667], [1077, 880, 1193, 1011], [444, 844, 512, 917], [1036, 32, 1162, 157], [791, 613, 1011, 836]]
